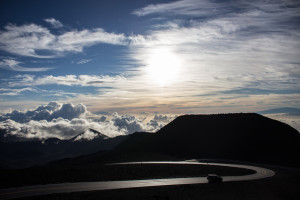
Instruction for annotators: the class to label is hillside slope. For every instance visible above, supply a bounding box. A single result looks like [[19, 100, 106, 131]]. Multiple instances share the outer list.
[[114, 113, 300, 167], [0, 129, 126, 169]]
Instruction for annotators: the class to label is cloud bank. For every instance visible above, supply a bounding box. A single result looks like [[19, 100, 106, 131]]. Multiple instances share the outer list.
[[0, 102, 174, 141], [0, 101, 86, 123]]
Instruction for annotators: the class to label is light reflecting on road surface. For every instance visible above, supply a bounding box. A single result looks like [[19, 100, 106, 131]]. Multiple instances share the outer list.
[[0, 161, 275, 200]]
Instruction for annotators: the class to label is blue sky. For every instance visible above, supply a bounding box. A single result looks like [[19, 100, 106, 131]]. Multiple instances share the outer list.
[[0, 0, 299, 114]]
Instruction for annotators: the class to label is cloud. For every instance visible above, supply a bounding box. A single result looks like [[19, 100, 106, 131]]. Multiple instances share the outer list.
[[0, 24, 56, 58], [0, 101, 87, 123], [132, 0, 222, 17], [76, 59, 92, 64], [0, 102, 173, 140], [147, 114, 175, 130], [44, 18, 63, 28], [133, 0, 300, 18], [111, 113, 150, 134], [126, 0, 300, 107], [8, 74, 126, 87], [0, 87, 38, 96], [0, 118, 104, 140], [153, 114, 174, 122], [0, 24, 128, 58], [110, 113, 175, 135], [0, 0, 299, 114], [0, 59, 51, 71]]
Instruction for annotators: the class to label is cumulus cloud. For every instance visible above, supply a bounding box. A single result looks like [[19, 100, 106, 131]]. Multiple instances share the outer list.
[[110, 113, 175, 134], [44, 18, 63, 28], [148, 114, 176, 130], [0, 23, 128, 58], [0, 118, 106, 140], [0, 102, 173, 141], [111, 113, 150, 134], [0, 101, 87, 123], [153, 114, 174, 122], [0, 105, 119, 140], [0, 59, 51, 71]]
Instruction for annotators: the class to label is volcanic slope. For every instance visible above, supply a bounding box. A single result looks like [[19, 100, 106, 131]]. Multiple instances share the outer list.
[[113, 113, 300, 167]]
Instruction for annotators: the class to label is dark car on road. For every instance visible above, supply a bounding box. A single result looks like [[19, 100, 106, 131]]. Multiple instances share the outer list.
[[207, 174, 223, 183]]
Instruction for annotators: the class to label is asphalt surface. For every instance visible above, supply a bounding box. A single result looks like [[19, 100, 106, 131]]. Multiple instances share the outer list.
[[0, 160, 275, 200]]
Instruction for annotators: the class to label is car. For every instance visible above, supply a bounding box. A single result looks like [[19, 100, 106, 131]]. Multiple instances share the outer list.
[[207, 174, 223, 183]]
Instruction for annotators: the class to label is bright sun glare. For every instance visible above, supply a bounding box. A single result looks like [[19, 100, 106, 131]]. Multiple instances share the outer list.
[[146, 47, 182, 86]]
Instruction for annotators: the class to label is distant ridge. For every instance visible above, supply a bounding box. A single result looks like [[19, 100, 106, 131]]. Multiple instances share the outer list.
[[70, 128, 108, 142], [258, 107, 300, 115], [0, 128, 126, 169], [113, 113, 300, 167]]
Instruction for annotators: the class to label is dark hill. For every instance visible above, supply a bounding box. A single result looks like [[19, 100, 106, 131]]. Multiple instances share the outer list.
[[114, 113, 300, 167], [0, 130, 126, 169], [69, 128, 108, 142]]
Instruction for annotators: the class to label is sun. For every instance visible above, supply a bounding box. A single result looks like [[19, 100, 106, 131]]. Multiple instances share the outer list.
[[146, 47, 182, 86]]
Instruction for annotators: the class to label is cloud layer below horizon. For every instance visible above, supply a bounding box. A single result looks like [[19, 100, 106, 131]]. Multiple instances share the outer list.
[[0, 102, 175, 141]]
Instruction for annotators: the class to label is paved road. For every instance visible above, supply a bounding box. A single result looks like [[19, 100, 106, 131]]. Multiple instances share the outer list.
[[0, 160, 275, 200]]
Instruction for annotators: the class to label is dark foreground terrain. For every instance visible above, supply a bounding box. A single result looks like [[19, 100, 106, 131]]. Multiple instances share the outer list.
[[0, 157, 254, 189], [1, 113, 299, 199], [6, 164, 300, 200]]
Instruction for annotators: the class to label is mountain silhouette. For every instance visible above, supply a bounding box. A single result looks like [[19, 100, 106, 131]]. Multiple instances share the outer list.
[[0, 129, 126, 169], [2, 113, 300, 169], [113, 113, 300, 167], [70, 128, 108, 142]]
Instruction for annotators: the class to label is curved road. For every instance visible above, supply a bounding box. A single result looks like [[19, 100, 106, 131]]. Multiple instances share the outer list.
[[0, 160, 275, 200]]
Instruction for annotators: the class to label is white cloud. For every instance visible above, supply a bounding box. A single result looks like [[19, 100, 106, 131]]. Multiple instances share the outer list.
[[0, 118, 101, 140], [8, 74, 126, 87], [0, 87, 38, 96], [132, 0, 222, 16], [127, 0, 300, 103], [0, 59, 51, 71], [76, 59, 92, 64], [0, 102, 173, 140], [133, 0, 300, 18], [0, 24, 55, 58], [0, 24, 128, 58], [0, 0, 299, 114], [44, 18, 63, 28], [111, 112, 155, 134], [0, 101, 87, 123]]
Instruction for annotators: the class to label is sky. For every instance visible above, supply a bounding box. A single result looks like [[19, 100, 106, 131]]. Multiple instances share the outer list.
[[0, 0, 300, 115]]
